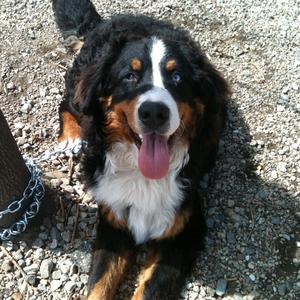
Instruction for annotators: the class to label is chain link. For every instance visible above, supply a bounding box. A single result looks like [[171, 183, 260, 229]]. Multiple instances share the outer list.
[[0, 140, 87, 240], [0, 159, 45, 241]]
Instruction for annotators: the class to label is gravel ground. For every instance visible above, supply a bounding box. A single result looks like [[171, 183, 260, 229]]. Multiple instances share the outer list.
[[0, 0, 300, 299]]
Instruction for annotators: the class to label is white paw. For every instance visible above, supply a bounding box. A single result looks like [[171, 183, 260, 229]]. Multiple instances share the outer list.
[[58, 138, 84, 157], [41, 138, 85, 161]]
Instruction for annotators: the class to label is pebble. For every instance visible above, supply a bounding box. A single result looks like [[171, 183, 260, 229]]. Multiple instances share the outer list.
[[227, 199, 235, 207], [52, 270, 62, 280], [280, 94, 289, 102], [25, 274, 37, 286], [271, 216, 281, 225], [227, 232, 236, 244], [206, 218, 215, 229], [2, 260, 13, 272], [61, 231, 72, 243], [70, 263, 79, 275], [277, 162, 287, 173], [50, 227, 61, 240], [65, 281, 77, 292], [215, 278, 227, 296], [277, 283, 287, 295], [6, 82, 15, 90], [79, 274, 89, 284], [59, 259, 73, 274], [40, 259, 53, 279], [50, 178, 61, 189], [49, 239, 58, 249], [249, 274, 256, 282], [14, 122, 25, 129], [50, 280, 62, 291], [20, 103, 32, 113], [50, 87, 60, 94], [24, 264, 39, 274], [33, 248, 45, 260]]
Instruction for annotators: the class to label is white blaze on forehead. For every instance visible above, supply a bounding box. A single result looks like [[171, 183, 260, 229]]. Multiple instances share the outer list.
[[151, 38, 166, 88]]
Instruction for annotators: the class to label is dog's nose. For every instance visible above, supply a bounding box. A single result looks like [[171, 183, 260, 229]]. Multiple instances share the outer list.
[[138, 102, 170, 131]]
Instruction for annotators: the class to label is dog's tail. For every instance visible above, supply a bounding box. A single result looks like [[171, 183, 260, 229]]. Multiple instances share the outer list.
[[52, 0, 102, 40]]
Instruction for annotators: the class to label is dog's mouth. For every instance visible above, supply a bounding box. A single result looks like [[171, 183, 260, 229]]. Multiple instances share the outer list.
[[127, 124, 175, 180]]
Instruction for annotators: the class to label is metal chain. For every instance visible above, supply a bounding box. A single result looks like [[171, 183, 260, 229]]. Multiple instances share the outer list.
[[0, 159, 45, 241], [0, 140, 87, 240]]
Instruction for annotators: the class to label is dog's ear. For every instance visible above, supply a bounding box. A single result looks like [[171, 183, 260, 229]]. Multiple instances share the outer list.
[[193, 54, 231, 114], [73, 63, 105, 115]]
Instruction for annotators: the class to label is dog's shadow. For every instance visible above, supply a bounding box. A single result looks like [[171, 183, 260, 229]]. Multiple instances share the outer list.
[[8, 99, 299, 299], [187, 100, 299, 299]]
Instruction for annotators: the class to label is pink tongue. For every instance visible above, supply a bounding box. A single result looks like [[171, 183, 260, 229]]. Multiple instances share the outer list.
[[138, 134, 169, 179]]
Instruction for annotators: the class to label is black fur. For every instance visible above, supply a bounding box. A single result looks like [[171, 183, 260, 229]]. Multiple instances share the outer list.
[[53, 1, 230, 299]]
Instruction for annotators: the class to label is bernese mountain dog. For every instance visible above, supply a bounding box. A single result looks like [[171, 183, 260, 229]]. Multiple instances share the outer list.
[[52, 0, 230, 299]]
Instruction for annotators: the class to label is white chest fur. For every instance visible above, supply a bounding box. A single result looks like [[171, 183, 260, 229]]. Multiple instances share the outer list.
[[91, 141, 189, 244]]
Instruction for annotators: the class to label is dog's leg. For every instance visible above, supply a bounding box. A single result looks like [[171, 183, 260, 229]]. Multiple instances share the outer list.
[[87, 213, 134, 300], [57, 100, 82, 155], [132, 213, 205, 300]]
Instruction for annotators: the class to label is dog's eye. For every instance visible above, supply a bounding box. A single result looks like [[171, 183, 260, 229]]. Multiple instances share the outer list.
[[125, 72, 139, 82], [171, 71, 182, 84]]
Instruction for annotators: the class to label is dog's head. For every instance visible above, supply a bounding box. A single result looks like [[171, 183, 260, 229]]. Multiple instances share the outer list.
[[74, 22, 229, 180]]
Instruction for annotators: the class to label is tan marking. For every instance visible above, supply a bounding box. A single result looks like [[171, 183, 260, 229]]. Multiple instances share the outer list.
[[131, 252, 159, 300], [131, 58, 142, 71], [160, 209, 192, 239], [176, 101, 206, 141], [58, 111, 81, 142], [166, 59, 177, 72], [104, 97, 139, 146], [88, 252, 131, 300], [100, 205, 127, 229]]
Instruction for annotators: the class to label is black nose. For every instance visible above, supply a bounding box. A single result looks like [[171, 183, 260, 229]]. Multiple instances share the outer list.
[[138, 102, 170, 131]]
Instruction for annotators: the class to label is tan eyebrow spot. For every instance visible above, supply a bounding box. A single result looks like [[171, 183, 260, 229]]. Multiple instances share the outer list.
[[166, 59, 177, 72], [131, 58, 142, 71]]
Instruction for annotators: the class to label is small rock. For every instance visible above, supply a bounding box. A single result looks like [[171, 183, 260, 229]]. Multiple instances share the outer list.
[[227, 199, 235, 207], [52, 270, 62, 280], [70, 264, 79, 275], [25, 274, 37, 286], [33, 238, 44, 248], [80, 274, 89, 284], [14, 122, 25, 129], [206, 218, 215, 229], [271, 216, 281, 225], [2, 260, 13, 272], [50, 87, 60, 94], [50, 179, 61, 189], [249, 274, 256, 282], [215, 278, 227, 296], [65, 281, 77, 292], [24, 264, 39, 274], [277, 104, 285, 112], [50, 227, 61, 240], [270, 170, 278, 179], [233, 293, 243, 300], [50, 280, 62, 291], [277, 162, 287, 173], [20, 103, 32, 113], [61, 231, 72, 243], [227, 232, 236, 244], [33, 248, 45, 260], [59, 259, 72, 274], [40, 259, 53, 279], [49, 239, 58, 249], [7, 82, 15, 90]]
